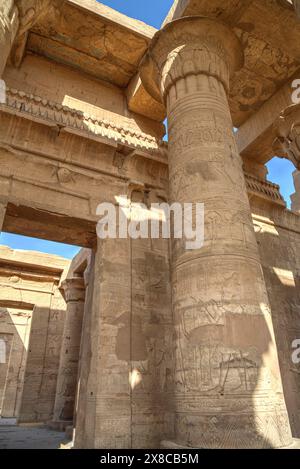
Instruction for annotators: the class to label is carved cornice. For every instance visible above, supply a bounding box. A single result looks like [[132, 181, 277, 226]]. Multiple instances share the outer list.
[[140, 16, 243, 103], [245, 173, 286, 206], [0, 87, 167, 158], [273, 103, 300, 170]]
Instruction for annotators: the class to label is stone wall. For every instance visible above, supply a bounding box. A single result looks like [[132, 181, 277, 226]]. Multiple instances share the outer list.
[[251, 199, 300, 438], [0, 246, 70, 423], [0, 307, 32, 418]]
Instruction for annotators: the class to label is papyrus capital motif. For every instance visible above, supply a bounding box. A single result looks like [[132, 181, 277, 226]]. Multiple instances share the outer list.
[[140, 16, 244, 104], [60, 277, 85, 303], [273, 104, 300, 170]]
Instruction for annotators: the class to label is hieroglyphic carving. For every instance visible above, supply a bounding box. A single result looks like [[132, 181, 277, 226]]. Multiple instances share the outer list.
[[140, 15, 292, 448], [273, 103, 300, 169]]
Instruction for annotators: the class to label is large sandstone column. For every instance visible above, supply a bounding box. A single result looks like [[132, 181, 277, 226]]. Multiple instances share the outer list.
[[53, 277, 85, 423], [0, 1, 19, 76], [140, 17, 292, 448]]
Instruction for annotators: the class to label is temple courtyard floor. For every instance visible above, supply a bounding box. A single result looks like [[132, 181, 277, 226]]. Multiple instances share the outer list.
[[0, 420, 69, 449]]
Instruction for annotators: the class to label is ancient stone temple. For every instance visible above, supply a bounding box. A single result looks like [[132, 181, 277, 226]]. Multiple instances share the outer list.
[[0, 0, 300, 449]]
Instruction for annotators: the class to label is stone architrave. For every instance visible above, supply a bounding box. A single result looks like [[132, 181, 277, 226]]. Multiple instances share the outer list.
[[140, 16, 293, 449], [53, 277, 85, 423]]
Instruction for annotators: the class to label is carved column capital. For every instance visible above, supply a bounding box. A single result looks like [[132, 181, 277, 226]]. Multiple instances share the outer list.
[[15, 0, 63, 36], [273, 103, 300, 170], [140, 16, 243, 104], [0, 1, 19, 75], [60, 277, 85, 303], [10, 0, 65, 67]]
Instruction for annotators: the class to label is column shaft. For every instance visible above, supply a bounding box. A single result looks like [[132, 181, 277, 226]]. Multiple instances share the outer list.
[[141, 16, 292, 449], [53, 278, 85, 423]]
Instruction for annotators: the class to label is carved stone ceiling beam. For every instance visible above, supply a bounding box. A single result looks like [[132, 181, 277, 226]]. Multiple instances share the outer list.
[[126, 74, 166, 123], [11, 0, 65, 67], [236, 76, 296, 163]]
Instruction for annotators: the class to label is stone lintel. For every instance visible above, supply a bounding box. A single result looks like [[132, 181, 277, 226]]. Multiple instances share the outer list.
[[236, 78, 296, 164]]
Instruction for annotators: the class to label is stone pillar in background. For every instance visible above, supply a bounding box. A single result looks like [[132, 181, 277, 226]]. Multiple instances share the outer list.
[[53, 277, 85, 425], [291, 170, 300, 212], [74, 238, 132, 449], [0, 1, 19, 77], [140, 17, 292, 449]]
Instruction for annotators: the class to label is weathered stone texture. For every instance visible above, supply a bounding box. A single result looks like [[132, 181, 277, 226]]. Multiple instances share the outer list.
[[52, 277, 85, 423], [250, 199, 300, 438], [0, 0, 300, 451], [0, 307, 32, 418], [0, 246, 69, 423]]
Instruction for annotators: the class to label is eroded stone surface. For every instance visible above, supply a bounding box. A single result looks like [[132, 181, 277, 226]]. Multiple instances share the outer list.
[[0, 246, 70, 423], [0, 0, 300, 451]]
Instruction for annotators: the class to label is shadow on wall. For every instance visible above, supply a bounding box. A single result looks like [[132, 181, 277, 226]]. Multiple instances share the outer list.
[[254, 213, 300, 439]]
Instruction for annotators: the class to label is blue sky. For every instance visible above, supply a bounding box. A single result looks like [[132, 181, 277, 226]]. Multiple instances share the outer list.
[[0, 0, 296, 258], [0, 233, 81, 259], [98, 0, 174, 28]]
